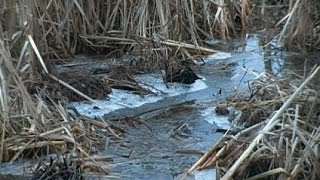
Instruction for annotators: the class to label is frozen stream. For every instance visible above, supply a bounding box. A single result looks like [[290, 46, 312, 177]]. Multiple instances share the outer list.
[[67, 34, 283, 180], [0, 34, 298, 180]]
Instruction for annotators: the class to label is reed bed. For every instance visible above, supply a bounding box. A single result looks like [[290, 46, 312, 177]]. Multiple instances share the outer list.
[[0, 0, 319, 178], [21, 0, 251, 61], [189, 66, 320, 179], [0, 1, 251, 178], [275, 0, 320, 51]]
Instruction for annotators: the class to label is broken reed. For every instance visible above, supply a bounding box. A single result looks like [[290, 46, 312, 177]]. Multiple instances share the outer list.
[[0, 0, 250, 163], [0, 0, 318, 165], [189, 67, 320, 179]]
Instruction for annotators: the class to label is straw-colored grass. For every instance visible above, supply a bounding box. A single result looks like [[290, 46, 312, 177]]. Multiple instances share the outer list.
[[0, 0, 252, 174], [276, 0, 320, 51], [1, 0, 319, 178], [189, 66, 320, 179], [24, 0, 251, 60]]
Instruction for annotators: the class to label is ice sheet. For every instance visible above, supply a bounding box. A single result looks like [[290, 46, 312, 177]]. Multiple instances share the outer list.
[[70, 74, 208, 118]]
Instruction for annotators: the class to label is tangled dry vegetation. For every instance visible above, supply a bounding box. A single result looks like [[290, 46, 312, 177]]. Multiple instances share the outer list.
[[0, 0, 251, 178], [189, 66, 320, 179], [0, 0, 319, 179], [277, 0, 320, 51]]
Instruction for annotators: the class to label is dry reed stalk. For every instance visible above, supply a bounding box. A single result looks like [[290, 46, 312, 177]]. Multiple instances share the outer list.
[[190, 66, 320, 179], [77, 146, 110, 174], [213, 0, 229, 40], [48, 74, 97, 103], [246, 167, 289, 180], [276, 0, 320, 50], [276, 0, 301, 44], [28, 34, 98, 103], [0, 59, 9, 163], [188, 119, 266, 173], [222, 66, 320, 179], [80, 116, 123, 140], [0, 0, 258, 176], [240, 0, 251, 30], [8, 141, 67, 152], [24, 0, 250, 61]]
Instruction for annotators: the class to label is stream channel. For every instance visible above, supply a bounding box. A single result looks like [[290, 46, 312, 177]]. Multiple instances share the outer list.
[[1, 33, 317, 180]]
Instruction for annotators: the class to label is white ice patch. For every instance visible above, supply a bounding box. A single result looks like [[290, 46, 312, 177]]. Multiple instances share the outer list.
[[243, 35, 261, 52], [206, 52, 233, 61], [70, 74, 208, 118], [201, 107, 232, 130], [194, 169, 217, 180], [135, 74, 207, 96]]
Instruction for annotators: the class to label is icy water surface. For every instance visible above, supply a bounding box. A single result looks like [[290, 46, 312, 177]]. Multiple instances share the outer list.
[[2, 34, 317, 180], [69, 34, 284, 180]]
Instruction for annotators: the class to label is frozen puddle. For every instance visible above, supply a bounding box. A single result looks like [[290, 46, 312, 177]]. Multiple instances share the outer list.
[[70, 74, 208, 119]]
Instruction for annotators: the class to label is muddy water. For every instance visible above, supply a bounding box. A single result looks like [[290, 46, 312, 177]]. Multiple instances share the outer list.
[[1, 33, 316, 180]]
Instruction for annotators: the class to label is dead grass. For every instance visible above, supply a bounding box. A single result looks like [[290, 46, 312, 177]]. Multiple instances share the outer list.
[[250, 0, 320, 51], [1, 0, 319, 178], [189, 66, 320, 179], [276, 0, 320, 51], [0, 1, 252, 177]]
